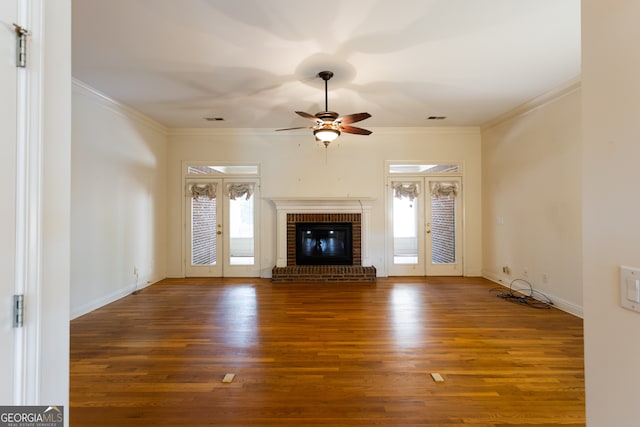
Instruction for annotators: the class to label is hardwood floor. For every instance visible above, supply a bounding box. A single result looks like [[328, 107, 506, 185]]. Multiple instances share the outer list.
[[70, 277, 585, 426]]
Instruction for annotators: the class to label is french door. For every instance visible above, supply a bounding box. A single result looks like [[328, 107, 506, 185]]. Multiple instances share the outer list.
[[388, 176, 462, 276], [185, 178, 259, 277]]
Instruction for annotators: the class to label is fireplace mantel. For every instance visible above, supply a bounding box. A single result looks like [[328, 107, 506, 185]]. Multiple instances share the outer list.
[[269, 198, 374, 268], [270, 197, 375, 211]]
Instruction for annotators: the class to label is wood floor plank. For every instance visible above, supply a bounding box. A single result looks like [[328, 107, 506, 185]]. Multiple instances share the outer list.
[[70, 277, 585, 426]]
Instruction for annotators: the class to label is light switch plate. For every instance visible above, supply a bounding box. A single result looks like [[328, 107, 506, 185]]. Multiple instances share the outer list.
[[627, 278, 640, 302], [620, 266, 640, 312]]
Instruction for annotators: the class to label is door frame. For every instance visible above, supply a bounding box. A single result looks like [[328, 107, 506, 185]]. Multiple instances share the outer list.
[[182, 165, 261, 278], [2, 0, 20, 403], [3, 0, 57, 404], [385, 163, 464, 277]]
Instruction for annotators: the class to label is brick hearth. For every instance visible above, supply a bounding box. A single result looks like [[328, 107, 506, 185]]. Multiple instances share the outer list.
[[271, 265, 376, 282]]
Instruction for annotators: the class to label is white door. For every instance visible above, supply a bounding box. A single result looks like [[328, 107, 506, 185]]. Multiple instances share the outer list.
[[1, 0, 18, 403], [388, 177, 462, 276], [186, 178, 260, 277]]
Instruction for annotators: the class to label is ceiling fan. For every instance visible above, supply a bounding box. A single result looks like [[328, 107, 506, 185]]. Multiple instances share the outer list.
[[276, 71, 372, 147]]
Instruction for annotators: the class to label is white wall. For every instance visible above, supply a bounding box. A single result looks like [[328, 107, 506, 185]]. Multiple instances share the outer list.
[[71, 82, 169, 318], [582, 1, 640, 425], [166, 128, 483, 278], [481, 82, 583, 316], [40, 0, 72, 414]]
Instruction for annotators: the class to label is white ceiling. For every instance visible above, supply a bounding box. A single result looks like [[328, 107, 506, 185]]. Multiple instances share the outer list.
[[72, 0, 581, 130]]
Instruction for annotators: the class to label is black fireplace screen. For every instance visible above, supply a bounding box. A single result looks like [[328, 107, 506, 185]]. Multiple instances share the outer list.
[[296, 222, 353, 265]]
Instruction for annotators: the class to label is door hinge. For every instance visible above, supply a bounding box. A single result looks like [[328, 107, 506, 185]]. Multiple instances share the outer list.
[[13, 295, 24, 328], [13, 24, 30, 68]]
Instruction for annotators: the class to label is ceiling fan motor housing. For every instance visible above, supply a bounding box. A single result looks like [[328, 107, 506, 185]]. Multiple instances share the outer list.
[[316, 111, 339, 121]]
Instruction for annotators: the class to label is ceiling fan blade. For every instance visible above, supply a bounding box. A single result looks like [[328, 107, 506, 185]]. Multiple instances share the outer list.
[[295, 111, 322, 123], [275, 126, 313, 131], [336, 112, 371, 125], [341, 125, 372, 135]]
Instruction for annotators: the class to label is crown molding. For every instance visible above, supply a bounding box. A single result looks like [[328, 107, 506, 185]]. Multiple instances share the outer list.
[[168, 127, 276, 136], [481, 75, 582, 131], [168, 126, 481, 137], [72, 78, 168, 134]]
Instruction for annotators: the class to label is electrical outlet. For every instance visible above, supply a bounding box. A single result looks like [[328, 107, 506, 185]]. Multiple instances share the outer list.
[[502, 266, 510, 274], [133, 266, 139, 276], [542, 273, 548, 283]]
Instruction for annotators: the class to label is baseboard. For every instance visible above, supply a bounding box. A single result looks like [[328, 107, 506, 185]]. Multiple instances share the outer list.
[[70, 280, 155, 320], [482, 271, 583, 318]]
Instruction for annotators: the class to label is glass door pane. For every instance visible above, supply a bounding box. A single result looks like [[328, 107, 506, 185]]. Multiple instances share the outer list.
[[430, 194, 456, 264], [228, 194, 254, 265], [426, 178, 462, 276], [393, 195, 418, 265], [222, 179, 260, 277], [388, 179, 425, 276], [191, 195, 217, 266]]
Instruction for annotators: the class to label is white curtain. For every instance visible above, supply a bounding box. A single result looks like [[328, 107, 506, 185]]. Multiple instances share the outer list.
[[392, 182, 419, 201], [228, 183, 254, 200], [188, 182, 216, 200], [430, 181, 459, 199]]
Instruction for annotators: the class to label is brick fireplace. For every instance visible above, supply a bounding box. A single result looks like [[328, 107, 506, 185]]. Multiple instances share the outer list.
[[270, 198, 376, 282]]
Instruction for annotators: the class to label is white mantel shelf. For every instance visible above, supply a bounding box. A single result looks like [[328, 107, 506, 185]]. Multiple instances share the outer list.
[[268, 197, 375, 268], [269, 197, 375, 210]]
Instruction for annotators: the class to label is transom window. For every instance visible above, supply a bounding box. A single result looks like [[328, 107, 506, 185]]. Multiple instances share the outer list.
[[187, 164, 259, 175], [388, 163, 459, 174]]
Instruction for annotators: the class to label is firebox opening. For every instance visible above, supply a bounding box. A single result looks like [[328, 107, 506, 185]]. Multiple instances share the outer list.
[[296, 222, 353, 265]]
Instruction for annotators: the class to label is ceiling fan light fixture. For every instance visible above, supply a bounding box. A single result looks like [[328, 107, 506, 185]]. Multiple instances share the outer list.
[[313, 128, 340, 142], [275, 70, 371, 145]]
